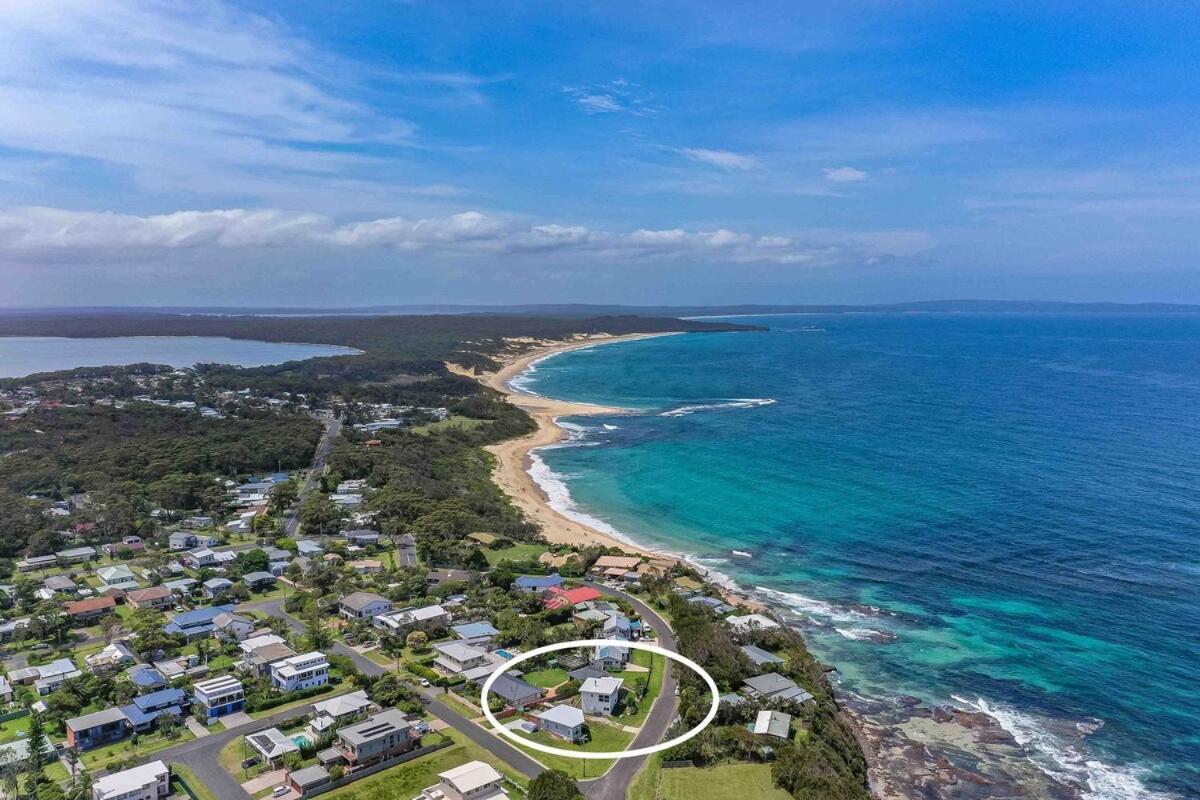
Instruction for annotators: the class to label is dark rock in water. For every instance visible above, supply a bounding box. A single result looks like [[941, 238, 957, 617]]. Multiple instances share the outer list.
[[932, 706, 955, 723], [897, 695, 923, 708]]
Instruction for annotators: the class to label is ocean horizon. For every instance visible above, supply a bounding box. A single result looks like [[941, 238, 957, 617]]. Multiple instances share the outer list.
[[515, 313, 1199, 800]]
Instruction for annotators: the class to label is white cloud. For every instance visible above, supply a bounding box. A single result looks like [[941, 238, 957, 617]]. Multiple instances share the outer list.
[[681, 148, 760, 170], [0, 0, 484, 207], [562, 80, 658, 117], [0, 206, 932, 266], [823, 166, 868, 182]]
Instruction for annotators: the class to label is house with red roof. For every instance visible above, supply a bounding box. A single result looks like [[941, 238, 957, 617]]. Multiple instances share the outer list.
[[543, 585, 602, 610]]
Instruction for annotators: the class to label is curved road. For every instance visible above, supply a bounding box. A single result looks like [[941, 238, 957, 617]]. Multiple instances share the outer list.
[[577, 581, 679, 800]]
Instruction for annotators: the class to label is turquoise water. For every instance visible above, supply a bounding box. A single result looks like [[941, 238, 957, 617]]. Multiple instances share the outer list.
[[0, 336, 359, 378], [519, 314, 1200, 799]]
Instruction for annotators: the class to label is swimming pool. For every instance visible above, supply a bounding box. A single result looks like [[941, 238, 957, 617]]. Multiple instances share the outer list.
[[495, 649, 515, 659], [292, 734, 311, 748]]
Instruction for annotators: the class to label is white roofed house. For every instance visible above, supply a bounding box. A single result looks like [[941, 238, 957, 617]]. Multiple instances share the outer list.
[[534, 704, 585, 743], [245, 727, 299, 767], [91, 760, 170, 800], [339, 591, 393, 620], [212, 612, 255, 642], [581, 676, 624, 716], [270, 651, 329, 692], [184, 548, 218, 569], [373, 604, 450, 634], [431, 641, 489, 677], [96, 564, 140, 591], [85, 641, 136, 674], [419, 761, 507, 800], [238, 633, 287, 655], [192, 675, 245, 720], [591, 642, 630, 671], [56, 545, 97, 564], [309, 689, 377, 737], [751, 709, 793, 740]]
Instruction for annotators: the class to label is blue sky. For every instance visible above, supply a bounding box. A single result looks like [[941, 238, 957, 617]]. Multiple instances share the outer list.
[[1, 0, 1198, 306]]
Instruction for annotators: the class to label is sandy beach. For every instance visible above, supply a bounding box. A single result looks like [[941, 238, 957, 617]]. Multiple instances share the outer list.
[[449, 332, 677, 555]]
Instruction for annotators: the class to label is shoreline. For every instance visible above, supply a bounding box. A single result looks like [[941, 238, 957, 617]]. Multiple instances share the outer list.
[[451, 332, 766, 611], [452, 332, 679, 554], [455, 332, 1117, 800]]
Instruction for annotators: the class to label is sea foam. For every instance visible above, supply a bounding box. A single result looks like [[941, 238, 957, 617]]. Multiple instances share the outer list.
[[659, 398, 777, 417], [951, 696, 1177, 800]]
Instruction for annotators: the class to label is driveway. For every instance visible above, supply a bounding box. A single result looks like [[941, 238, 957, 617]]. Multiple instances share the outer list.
[[184, 718, 211, 738], [221, 711, 254, 728], [242, 768, 287, 795]]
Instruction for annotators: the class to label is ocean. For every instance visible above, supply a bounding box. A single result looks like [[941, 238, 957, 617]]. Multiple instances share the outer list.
[[0, 336, 360, 378], [515, 313, 1200, 799]]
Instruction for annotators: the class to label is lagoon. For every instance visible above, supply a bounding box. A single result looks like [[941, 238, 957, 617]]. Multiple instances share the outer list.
[[0, 336, 359, 378]]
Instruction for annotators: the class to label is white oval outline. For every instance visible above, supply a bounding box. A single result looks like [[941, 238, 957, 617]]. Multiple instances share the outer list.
[[479, 639, 718, 760]]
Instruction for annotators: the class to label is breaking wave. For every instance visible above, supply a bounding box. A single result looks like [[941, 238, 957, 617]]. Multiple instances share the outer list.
[[951, 696, 1177, 800], [660, 398, 777, 417]]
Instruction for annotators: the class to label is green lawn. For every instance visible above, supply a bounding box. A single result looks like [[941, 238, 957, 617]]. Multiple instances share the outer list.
[[79, 729, 196, 770], [44, 760, 69, 784], [411, 416, 485, 435], [0, 713, 30, 744], [319, 729, 526, 800], [657, 763, 791, 800], [482, 543, 547, 566], [616, 654, 666, 727], [172, 764, 221, 800], [628, 752, 663, 800], [512, 721, 634, 779], [521, 668, 568, 689]]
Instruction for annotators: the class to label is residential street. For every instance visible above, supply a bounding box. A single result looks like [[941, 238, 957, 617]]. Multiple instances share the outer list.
[[282, 417, 340, 537], [128, 578, 681, 800], [577, 581, 680, 800]]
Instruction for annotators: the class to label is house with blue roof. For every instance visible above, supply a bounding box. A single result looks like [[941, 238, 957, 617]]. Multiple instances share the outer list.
[[127, 664, 167, 691], [163, 604, 235, 640], [514, 575, 564, 593], [451, 621, 500, 642], [119, 687, 187, 732]]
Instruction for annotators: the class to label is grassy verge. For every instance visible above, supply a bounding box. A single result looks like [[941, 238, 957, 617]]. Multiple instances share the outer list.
[[658, 763, 791, 800], [511, 722, 634, 779], [79, 730, 196, 771], [617, 653, 665, 727], [172, 764, 222, 800], [411, 416, 485, 436], [627, 752, 663, 800]]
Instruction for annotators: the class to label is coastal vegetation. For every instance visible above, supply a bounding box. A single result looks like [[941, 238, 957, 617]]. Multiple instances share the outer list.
[[0, 310, 870, 800]]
